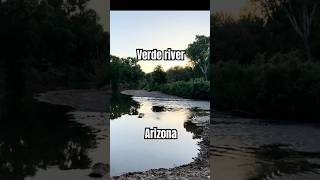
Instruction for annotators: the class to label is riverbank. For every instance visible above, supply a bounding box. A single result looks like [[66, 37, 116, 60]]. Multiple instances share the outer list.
[[35, 89, 110, 179], [36, 89, 110, 112], [122, 89, 182, 99]]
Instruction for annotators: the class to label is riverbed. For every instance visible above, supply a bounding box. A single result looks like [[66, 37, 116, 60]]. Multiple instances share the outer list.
[[211, 115, 320, 180]]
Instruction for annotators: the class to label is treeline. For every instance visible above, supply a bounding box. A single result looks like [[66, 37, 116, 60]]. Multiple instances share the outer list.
[[110, 57, 209, 100], [0, 0, 108, 94], [212, 0, 320, 120], [111, 35, 210, 100], [144, 66, 209, 100]]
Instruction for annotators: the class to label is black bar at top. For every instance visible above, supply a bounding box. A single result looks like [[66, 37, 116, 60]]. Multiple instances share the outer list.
[[111, 0, 210, 10]]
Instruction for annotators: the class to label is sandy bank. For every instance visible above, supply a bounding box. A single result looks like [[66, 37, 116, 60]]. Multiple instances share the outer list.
[[121, 90, 182, 99], [36, 89, 110, 112]]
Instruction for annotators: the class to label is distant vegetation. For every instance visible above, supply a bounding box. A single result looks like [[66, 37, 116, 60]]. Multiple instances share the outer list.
[[212, 0, 320, 119], [144, 66, 209, 100], [111, 35, 210, 100], [110, 55, 144, 90]]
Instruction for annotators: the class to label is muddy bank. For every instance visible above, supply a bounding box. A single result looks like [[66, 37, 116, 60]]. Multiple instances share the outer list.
[[34, 89, 110, 179], [111, 123, 210, 180]]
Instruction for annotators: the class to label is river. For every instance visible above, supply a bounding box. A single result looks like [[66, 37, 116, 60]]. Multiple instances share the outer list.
[[110, 93, 210, 176], [0, 91, 108, 180]]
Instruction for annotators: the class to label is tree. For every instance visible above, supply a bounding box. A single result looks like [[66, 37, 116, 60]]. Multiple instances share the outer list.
[[110, 55, 144, 89], [253, 0, 319, 61], [151, 65, 167, 85], [186, 35, 209, 80], [283, 0, 318, 61], [166, 66, 194, 82], [0, 0, 108, 90]]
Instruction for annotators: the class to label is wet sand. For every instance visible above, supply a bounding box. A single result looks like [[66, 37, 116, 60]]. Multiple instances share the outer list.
[[211, 115, 320, 180], [36, 89, 110, 112]]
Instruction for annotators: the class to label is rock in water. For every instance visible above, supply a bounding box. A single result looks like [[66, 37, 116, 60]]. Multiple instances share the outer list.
[[138, 113, 144, 118], [89, 163, 109, 178]]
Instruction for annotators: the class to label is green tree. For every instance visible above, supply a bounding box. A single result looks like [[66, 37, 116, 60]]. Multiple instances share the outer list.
[[186, 35, 210, 80], [166, 66, 194, 82], [151, 65, 167, 85], [110, 55, 144, 90]]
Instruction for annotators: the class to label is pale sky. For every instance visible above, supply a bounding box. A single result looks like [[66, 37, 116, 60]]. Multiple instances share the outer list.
[[110, 11, 210, 73]]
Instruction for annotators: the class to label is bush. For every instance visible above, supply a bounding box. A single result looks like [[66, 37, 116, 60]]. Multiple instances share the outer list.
[[159, 78, 209, 100], [212, 51, 320, 120]]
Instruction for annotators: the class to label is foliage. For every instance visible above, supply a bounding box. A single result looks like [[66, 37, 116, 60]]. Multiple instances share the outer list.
[[110, 55, 144, 89], [0, 0, 108, 91], [212, 0, 320, 119], [148, 65, 167, 85], [157, 78, 209, 100], [186, 35, 210, 80], [212, 51, 320, 120], [166, 66, 195, 82]]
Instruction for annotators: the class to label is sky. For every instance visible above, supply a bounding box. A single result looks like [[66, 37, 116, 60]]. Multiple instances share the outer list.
[[110, 11, 210, 73], [88, 0, 109, 31], [211, 0, 249, 14]]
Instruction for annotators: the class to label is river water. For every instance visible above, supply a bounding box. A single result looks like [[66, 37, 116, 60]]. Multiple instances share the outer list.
[[110, 94, 210, 176], [0, 94, 108, 180], [212, 116, 320, 180]]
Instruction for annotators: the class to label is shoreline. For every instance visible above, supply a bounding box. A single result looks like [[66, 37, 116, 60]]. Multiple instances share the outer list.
[[121, 89, 183, 99]]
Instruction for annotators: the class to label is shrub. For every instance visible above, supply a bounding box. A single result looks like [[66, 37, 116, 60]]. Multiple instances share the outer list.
[[212, 51, 320, 120], [159, 78, 209, 100]]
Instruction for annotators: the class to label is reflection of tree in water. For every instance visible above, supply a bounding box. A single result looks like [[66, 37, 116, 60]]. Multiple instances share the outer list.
[[0, 94, 97, 179], [184, 107, 209, 139], [247, 144, 320, 180], [110, 93, 140, 119], [184, 120, 203, 139]]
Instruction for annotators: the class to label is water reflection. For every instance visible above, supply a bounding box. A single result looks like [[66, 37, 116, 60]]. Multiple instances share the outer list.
[[110, 93, 140, 119], [110, 94, 209, 176], [0, 94, 97, 180]]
